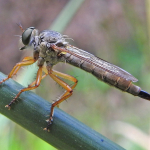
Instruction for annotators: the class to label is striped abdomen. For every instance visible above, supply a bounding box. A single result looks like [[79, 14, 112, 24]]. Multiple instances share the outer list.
[[62, 53, 150, 100]]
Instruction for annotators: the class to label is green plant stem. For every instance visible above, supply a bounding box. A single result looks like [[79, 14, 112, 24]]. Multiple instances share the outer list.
[[0, 72, 125, 150]]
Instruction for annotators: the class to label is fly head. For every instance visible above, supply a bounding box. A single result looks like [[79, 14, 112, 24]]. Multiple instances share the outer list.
[[20, 27, 39, 50]]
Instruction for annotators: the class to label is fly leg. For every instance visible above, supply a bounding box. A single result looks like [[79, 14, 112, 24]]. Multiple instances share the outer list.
[[42, 66, 78, 108], [42, 67, 78, 131], [0, 56, 37, 109], [5, 66, 43, 109], [51, 70, 78, 107], [0, 57, 35, 84], [29, 72, 48, 87]]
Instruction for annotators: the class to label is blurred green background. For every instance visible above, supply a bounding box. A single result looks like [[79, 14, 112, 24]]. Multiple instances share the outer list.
[[0, 0, 150, 150]]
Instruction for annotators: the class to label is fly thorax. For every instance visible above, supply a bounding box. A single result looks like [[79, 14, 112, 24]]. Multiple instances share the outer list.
[[38, 42, 48, 58], [37, 41, 59, 66], [37, 30, 69, 66], [44, 50, 60, 65], [39, 30, 63, 43]]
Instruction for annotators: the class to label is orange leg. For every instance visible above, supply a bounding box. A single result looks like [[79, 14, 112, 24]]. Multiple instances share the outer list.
[[42, 67, 78, 131], [0, 57, 35, 84], [29, 73, 48, 87], [0, 56, 38, 109], [5, 66, 43, 109], [42, 67, 78, 99], [29, 65, 52, 87]]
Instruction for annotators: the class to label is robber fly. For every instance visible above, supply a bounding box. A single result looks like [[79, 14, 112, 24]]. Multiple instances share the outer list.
[[0, 26, 149, 131]]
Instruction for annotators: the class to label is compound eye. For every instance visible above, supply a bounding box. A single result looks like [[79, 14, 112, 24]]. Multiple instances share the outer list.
[[22, 27, 35, 45]]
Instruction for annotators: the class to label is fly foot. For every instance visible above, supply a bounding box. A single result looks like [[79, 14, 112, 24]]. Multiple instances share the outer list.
[[43, 117, 53, 132], [5, 97, 18, 110], [5, 104, 11, 110], [0, 80, 4, 84]]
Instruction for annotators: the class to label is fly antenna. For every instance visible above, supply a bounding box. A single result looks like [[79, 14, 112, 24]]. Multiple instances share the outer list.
[[16, 22, 24, 32]]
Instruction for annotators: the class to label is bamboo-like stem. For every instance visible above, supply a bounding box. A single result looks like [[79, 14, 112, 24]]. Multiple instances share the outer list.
[[0, 72, 125, 150]]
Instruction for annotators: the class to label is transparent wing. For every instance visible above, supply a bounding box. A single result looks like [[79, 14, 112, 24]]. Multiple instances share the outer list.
[[65, 45, 138, 82]]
